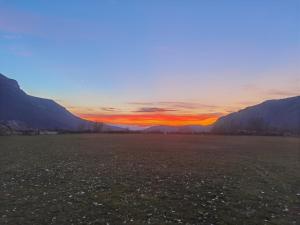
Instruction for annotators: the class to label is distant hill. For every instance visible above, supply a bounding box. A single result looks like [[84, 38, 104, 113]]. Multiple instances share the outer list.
[[143, 125, 212, 133], [0, 73, 124, 132], [213, 96, 300, 135]]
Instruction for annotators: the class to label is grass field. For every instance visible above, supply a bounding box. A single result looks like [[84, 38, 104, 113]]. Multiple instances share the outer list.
[[0, 134, 299, 225]]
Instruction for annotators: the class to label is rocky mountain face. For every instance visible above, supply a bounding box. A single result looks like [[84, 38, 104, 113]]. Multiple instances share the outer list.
[[213, 96, 300, 135], [0, 73, 123, 132]]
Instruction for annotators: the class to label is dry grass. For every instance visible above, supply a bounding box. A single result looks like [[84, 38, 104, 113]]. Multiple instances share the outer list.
[[0, 134, 299, 225]]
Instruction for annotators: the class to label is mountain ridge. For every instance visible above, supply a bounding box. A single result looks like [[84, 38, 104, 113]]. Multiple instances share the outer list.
[[212, 96, 300, 134], [0, 73, 124, 132], [1, 73, 299, 135]]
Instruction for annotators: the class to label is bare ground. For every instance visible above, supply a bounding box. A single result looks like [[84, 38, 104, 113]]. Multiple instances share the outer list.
[[0, 134, 299, 225]]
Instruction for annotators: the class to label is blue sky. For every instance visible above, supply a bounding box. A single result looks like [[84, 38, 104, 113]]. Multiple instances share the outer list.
[[0, 0, 299, 126]]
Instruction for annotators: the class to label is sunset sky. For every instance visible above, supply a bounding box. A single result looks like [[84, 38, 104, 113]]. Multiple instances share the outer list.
[[0, 0, 299, 127]]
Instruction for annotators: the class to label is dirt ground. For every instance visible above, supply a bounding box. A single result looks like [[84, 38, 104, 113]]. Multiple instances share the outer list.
[[0, 134, 299, 225]]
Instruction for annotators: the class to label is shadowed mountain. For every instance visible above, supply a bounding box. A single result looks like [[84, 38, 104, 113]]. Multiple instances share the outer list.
[[0, 73, 124, 131], [213, 96, 300, 135], [143, 125, 212, 133]]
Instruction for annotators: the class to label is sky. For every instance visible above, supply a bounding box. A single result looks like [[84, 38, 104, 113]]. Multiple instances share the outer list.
[[0, 0, 299, 127]]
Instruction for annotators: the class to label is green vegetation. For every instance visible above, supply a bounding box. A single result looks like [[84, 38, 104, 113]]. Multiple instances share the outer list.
[[0, 134, 299, 225]]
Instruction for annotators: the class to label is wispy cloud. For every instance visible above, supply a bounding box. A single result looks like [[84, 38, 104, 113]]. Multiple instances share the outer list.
[[8, 46, 32, 57], [66, 105, 123, 114], [133, 107, 177, 113], [0, 7, 37, 34], [1, 34, 21, 40], [0, 6, 115, 41], [242, 82, 300, 99], [129, 101, 219, 110], [266, 89, 300, 97], [67, 106, 97, 112], [101, 107, 118, 112]]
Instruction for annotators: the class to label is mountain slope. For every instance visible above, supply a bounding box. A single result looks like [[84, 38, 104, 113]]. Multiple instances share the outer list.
[[144, 125, 212, 133], [213, 96, 300, 134], [0, 73, 122, 131]]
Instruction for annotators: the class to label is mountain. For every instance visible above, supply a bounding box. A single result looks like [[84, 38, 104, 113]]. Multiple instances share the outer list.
[[213, 96, 300, 135], [143, 125, 212, 133], [0, 73, 123, 131]]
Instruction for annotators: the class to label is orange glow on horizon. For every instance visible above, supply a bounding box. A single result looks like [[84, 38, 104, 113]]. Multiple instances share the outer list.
[[78, 113, 221, 126]]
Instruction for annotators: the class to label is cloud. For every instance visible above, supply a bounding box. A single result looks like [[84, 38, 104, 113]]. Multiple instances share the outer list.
[[242, 84, 261, 92], [133, 107, 177, 113], [0, 7, 37, 34], [242, 82, 300, 99], [101, 107, 118, 112], [128, 101, 219, 110], [78, 113, 223, 126], [66, 105, 123, 114], [1, 34, 21, 40], [67, 106, 97, 112], [0, 5, 116, 41], [266, 89, 300, 97], [8, 46, 32, 57], [236, 100, 257, 105]]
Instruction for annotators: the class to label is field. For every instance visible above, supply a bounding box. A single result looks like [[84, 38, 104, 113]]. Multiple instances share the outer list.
[[0, 134, 299, 225]]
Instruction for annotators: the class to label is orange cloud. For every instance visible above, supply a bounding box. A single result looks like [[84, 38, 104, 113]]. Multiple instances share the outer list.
[[78, 113, 222, 126]]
